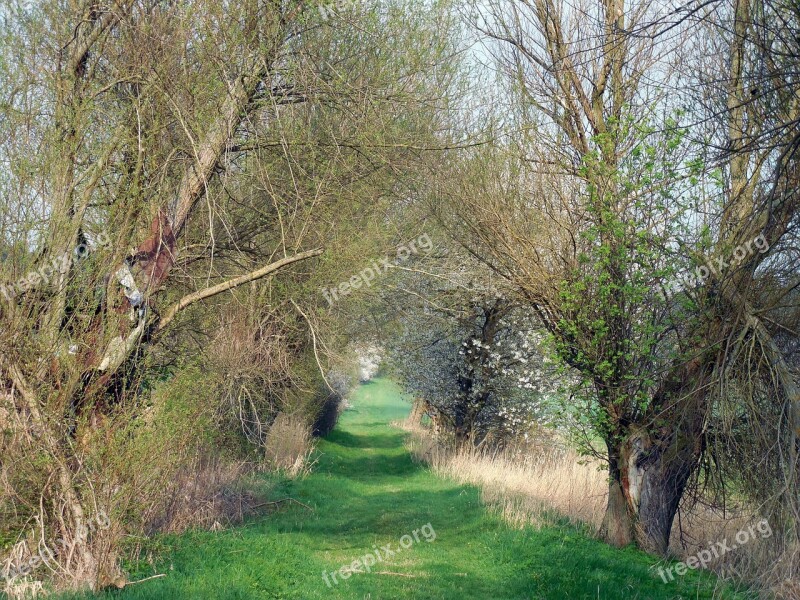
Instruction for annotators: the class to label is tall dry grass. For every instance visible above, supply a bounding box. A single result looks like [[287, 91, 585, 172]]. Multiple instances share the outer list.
[[263, 413, 317, 478], [666, 505, 799, 599], [402, 418, 607, 530], [401, 417, 800, 599]]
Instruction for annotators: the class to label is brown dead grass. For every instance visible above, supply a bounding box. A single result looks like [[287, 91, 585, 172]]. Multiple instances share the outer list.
[[143, 457, 259, 535], [1, 578, 45, 600], [402, 418, 607, 529], [667, 505, 800, 599], [263, 413, 316, 479]]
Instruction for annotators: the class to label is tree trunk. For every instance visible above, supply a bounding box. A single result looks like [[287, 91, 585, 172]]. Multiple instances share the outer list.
[[599, 445, 635, 547], [3, 361, 99, 584], [600, 429, 698, 554], [623, 429, 698, 555], [635, 447, 694, 555], [453, 407, 472, 444], [600, 362, 709, 554], [452, 299, 510, 446]]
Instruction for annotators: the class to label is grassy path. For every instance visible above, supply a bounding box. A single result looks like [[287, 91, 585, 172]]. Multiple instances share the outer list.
[[82, 378, 740, 599]]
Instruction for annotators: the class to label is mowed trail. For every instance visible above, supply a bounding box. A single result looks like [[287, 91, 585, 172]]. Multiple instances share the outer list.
[[78, 379, 738, 600]]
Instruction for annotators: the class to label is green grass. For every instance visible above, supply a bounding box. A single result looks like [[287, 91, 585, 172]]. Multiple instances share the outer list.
[[64, 378, 745, 599]]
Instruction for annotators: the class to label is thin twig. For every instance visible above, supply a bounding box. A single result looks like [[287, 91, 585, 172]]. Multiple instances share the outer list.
[[124, 573, 167, 586], [290, 299, 335, 395], [250, 498, 314, 512]]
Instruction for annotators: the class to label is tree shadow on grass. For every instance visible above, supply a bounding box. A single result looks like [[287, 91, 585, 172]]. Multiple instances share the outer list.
[[325, 429, 408, 450]]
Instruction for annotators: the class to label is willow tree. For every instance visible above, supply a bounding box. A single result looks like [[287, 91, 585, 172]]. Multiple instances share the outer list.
[[3, 1, 312, 582], [437, 0, 799, 556]]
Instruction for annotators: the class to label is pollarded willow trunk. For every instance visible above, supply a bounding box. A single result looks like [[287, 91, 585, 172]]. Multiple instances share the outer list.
[[621, 424, 702, 555], [635, 449, 696, 555], [599, 445, 635, 547], [601, 427, 701, 554], [600, 362, 710, 554]]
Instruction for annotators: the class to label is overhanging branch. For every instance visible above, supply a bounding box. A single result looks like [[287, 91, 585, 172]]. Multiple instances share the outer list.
[[156, 248, 324, 332]]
